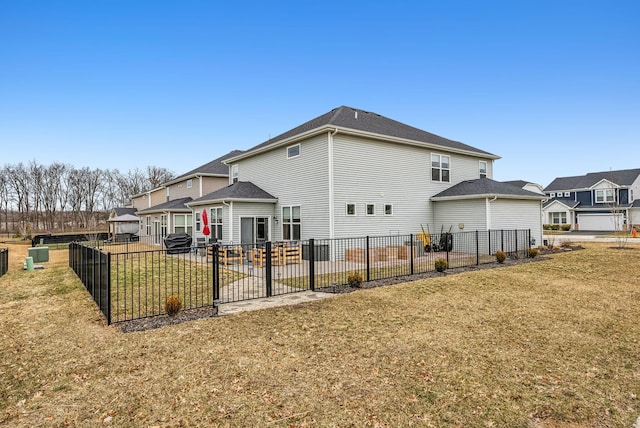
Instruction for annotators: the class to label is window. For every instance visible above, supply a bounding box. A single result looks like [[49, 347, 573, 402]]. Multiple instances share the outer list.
[[231, 165, 238, 184], [550, 212, 567, 224], [195, 211, 201, 232], [161, 215, 168, 238], [166, 187, 170, 202], [564, 191, 570, 197], [173, 214, 193, 235], [282, 206, 301, 240], [186, 179, 193, 189], [210, 207, 223, 241], [146, 216, 151, 235], [366, 204, 375, 216], [431, 154, 450, 182], [550, 192, 555, 198], [384, 204, 393, 216], [346, 203, 356, 216], [595, 189, 615, 203], [479, 161, 487, 179], [287, 144, 300, 159]]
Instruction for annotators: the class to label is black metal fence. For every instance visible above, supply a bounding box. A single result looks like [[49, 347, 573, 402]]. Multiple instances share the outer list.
[[0, 247, 8, 277], [71, 229, 532, 325], [69, 243, 111, 323]]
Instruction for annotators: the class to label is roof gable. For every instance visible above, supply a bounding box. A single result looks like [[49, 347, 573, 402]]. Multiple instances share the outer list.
[[545, 168, 640, 191], [230, 106, 498, 162], [136, 197, 193, 214], [167, 150, 244, 184]]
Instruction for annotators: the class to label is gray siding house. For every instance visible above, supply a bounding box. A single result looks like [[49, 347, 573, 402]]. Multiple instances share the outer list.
[[188, 106, 544, 246]]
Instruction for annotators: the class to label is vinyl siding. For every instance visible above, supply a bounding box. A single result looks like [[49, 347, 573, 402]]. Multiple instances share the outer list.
[[201, 177, 229, 196], [433, 199, 488, 232], [630, 176, 640, 203], [332, 134, 493, 238], [576, 191, 591, 206], [234, 134, 330, 240], [168, 179, 198, 199], [490, 199, 542, 247]]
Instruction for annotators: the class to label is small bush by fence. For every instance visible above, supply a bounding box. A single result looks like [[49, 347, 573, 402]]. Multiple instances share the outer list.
[[0, 248, 8, 277], [70, 229, 533, 325]]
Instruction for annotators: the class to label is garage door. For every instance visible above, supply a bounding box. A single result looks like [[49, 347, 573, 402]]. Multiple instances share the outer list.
[[578, 213, 623, 231]]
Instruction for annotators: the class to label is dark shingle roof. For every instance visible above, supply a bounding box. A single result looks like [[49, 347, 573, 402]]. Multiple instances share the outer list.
[[543, 198, 580, 209], [231, 106, 497, 160], [136, 197, 193, 214], [190, 181, 277, 205], [502, 180, 529, 188], [544, 168, 640, 191], [169, 150, 244, 183], [633, 200, 640, 208], [431, 178, 545, 200], [113, 207, 137, 217]]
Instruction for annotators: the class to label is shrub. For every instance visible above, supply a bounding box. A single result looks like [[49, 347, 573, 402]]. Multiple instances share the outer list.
[[434, 258, 448, 272], [561, 224, 571, 231], [495, 250, 507, 264], [543, 224, 551, 230], [347, 272, 363, 288], [550, 224, 560, 230], [528, 248, 539, 258], [165, 295, 183, 316]]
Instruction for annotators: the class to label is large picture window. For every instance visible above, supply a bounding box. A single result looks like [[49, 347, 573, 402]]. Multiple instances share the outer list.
[[431, 154, 450, 182], [210, 207, 223, 241], [282, 205, 301, 240]]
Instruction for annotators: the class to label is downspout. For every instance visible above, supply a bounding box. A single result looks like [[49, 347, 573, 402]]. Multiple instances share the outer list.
[[328, 128, 338, 239], [222, 200, 232, 244], [486, 195, 498, 230]]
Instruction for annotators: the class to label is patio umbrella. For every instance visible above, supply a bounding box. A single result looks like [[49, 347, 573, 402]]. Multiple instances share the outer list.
[[201, 209, 210, 237]]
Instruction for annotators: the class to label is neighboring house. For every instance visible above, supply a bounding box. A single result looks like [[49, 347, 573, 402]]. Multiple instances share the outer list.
[[134, 150, 242, 244], [542, 168, 640, 231], [188, 106, 544, 247]]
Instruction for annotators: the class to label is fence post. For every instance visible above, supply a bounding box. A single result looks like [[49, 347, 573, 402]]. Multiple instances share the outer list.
[[501, 230, 504, 252], [527, 229, 531, 257], [476, 230, 479, 265], [265, 241, 272, 297], [365, 236, 370, 283], [106, 252, 112, 325], [409, 233, 414, 275], [488, 230, 492, 255], [515, 230, 519, 257], [446, 233, 450, 266], [212, 244, 220, 309], [308, 239, 315, 291]]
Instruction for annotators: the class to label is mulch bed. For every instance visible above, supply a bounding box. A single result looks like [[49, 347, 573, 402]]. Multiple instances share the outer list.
[[116, 246, 583, 333]]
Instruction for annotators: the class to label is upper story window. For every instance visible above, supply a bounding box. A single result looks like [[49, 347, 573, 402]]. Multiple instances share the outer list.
[[384, 204, 393, 216], [287, 144, 300, 159], [186, 179, 193, 189], [366, 204, 375, 216], [549, 192, 556, 198], [564, 191, 570, 197], [431, 154, 450, 182], [231, 165, 238, 184], [595, 189, 615, 204], [479, 161, 487, 179]]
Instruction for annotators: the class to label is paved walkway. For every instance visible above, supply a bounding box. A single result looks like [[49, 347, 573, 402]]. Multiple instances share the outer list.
[[218, 290, 338, 316]]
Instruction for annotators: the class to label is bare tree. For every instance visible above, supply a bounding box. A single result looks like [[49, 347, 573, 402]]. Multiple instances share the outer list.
[[147, 166, 174, 189]]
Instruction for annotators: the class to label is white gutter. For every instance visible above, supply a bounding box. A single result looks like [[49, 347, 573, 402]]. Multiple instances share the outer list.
[[222, 200, 232, 244], [328, 128, 338, 239], [486, 195, 498, 229]]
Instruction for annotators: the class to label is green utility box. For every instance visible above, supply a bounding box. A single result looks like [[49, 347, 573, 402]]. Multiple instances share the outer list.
[[28, 247, 49, 263]]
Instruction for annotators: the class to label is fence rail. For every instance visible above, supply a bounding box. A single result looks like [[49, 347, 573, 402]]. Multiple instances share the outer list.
[[70, 229, 532, 325], [0, 248, 8, 277]]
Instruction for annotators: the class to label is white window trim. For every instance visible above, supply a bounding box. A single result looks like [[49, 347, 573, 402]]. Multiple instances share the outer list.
[[231, 164, 238, 184], [287, 144, 300, 159], [431, 153, 451, 183], [384, 204, 393, 216], [564, 191, 570, 197], [366, 203, 375, 216], [186, 179, 193, 189], [479, 160, 487, 179], [550, 192, 556, 198], [595, 189, 615, 204], [346, 203, 356, 216]]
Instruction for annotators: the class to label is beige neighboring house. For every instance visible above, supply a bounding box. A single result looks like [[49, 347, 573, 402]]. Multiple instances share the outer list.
[[134, 150, 243, 245]]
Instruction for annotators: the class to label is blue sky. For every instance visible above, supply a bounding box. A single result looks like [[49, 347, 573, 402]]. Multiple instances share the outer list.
[[1, 1, 638, 187]]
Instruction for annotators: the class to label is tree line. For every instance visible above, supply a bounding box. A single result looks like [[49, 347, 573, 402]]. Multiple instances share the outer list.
[[0, 161, 174, 236]]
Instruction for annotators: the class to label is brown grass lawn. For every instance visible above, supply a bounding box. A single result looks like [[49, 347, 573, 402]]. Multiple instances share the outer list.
[[1, 241, 640, 427]]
